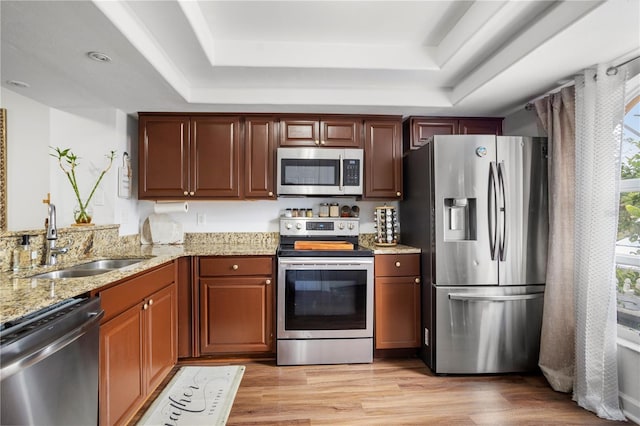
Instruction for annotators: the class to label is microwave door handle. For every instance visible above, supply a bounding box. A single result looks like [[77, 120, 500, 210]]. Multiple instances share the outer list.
[[339, 154, 344, 191]]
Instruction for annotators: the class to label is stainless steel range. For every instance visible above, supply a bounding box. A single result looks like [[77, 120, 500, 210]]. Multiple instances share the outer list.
[[277, 216, 374, 365]]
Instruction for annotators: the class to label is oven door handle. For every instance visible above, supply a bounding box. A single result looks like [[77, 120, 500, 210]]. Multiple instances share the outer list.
[[279, 258, 373, 267]]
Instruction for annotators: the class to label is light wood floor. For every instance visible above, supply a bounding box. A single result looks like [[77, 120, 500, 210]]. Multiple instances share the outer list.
[[134, 357, 628, 426]]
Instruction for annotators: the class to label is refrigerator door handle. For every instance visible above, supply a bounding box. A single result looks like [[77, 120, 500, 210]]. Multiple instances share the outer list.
[[449, 292, 544, 302], [497, 161, 508, 261], [488, 161, 499, 260]]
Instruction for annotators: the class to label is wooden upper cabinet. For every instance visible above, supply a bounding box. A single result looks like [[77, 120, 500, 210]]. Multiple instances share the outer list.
[[190, 116, 241, 198], [138, 115, 190, 198], [244, 117, 276, 199], [364, 119, 402, 199], [279, 117, 361, 147], [403, 116, 503, 151], [458, 118, 503, 135], [405, 118, 457, 151], [139, 114, 244, 200]]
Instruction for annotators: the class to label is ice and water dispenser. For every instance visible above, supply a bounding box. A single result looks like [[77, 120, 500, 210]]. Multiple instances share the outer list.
[[444, 198, 476, 241]]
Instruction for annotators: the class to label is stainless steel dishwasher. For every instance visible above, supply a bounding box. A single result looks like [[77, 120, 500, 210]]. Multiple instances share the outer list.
[[1, 296, 104, 425]]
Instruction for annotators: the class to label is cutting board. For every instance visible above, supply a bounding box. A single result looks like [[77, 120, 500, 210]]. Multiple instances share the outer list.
[[294, 241, 354, 250]]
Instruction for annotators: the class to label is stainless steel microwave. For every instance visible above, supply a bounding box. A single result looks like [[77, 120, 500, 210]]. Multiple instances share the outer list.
[[277, 147, 364, 196]]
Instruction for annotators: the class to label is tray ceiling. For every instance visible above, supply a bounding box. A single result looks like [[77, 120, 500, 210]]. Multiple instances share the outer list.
[[1, 0, 639, 117]]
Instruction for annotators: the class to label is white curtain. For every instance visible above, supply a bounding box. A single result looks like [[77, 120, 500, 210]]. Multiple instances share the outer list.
[[574, 63, 626, 420]]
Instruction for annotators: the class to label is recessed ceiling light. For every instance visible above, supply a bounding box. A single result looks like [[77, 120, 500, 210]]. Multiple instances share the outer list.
[[87, 51, 112, 63], [6, 80, 30, 88]]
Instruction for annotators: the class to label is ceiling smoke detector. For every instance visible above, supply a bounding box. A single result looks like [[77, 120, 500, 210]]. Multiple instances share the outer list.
[[87, 51, 112, 63]]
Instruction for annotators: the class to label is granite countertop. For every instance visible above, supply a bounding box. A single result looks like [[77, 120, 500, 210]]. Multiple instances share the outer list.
[[365, 244, 421, 255], [0, 241, 279, 323]]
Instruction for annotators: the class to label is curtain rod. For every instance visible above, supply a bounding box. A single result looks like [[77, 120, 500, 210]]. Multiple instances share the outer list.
[[525, 54, 640, 111]]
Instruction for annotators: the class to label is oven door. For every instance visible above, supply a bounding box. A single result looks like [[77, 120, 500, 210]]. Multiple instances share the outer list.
[[277, 257, 374, 339]]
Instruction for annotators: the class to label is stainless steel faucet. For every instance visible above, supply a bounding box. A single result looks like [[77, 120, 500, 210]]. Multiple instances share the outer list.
[[45, 203, 68, 265]]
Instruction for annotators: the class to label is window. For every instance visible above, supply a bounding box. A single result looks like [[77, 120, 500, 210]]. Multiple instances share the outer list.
[[616, 73, 640, 333]]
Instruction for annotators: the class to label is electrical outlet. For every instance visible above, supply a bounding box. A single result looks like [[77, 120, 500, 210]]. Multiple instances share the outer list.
[[197, 213, 206, 225]]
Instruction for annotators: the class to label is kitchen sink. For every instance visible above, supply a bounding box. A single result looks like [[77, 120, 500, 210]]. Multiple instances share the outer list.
[[30, 257, 150, 279]]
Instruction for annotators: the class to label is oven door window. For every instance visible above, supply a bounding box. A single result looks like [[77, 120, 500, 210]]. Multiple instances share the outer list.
[[285, 269, 367, 330], [281, 159, 339, 187]]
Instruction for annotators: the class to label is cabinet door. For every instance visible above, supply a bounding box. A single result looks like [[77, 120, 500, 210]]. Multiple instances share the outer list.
[[458, 118, 503, 135], [138, 115, 190, 199], [410, 118, 457, 150], [375, 276, 421, 349], [99, 304, 144, 426], [191, 116, 241, 198], [279, 118, 320, 146], [364, 120, 402, 199], [145, 284, 177, 394], [321, 118, 362, 147], [244, 117, 276, 199], [199, 277, 273, 354]]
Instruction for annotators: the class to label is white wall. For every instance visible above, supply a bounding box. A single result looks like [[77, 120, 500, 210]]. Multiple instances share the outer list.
[[503, 107, 547, 137], [2, 88, 139, 235], [139, 198, 395, 234], [1, 88, 50, 230]]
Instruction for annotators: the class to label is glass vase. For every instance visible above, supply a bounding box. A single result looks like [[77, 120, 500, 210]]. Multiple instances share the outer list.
[[73, 203, 93, 225]]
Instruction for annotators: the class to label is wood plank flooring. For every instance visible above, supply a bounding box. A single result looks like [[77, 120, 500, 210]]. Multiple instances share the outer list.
[[131, 358, 630, 425]]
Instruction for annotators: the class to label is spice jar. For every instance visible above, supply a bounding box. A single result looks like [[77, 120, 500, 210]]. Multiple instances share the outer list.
[[329, 203, 340, 217], [292, 208, 299, 217], [284, 208, 292, 218], [319, 203, 329, 217], [306, 208, 313, 217]]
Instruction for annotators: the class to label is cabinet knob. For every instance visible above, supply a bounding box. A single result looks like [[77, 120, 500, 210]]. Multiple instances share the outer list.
[[315, 139, 319, 146], [232, 264, 239, 270], [266, 279, 271, 285], [183, 191, 188, 196], [268, 191, 274, 197], [143, 303, 148, 310], [396, 192, 401, 197], [415, 277, 420, 284], [190, 191, 195, 196], [148, 299, 153, 306], [320, 140, 326, 145], [395, 261, 401, 268]]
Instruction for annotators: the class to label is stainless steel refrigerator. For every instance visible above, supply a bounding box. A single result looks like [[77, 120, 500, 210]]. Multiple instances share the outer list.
[[400, 135, 548, 374]]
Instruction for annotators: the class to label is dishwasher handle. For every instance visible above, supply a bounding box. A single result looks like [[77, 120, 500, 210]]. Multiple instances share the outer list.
[[0, 309, 104, 381], [448, 292, 544, 302]]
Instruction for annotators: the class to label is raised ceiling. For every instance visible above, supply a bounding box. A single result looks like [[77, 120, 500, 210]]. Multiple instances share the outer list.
[[1, 0, 639, 117]]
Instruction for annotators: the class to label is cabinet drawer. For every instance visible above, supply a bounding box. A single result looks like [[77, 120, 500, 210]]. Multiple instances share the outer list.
[[199, 256, 273, 277], [100, 262, 175, 322], [375, 254, 419, 277]]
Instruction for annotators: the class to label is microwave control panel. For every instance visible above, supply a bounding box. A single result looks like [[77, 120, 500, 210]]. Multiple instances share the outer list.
[[343, 159, 360, 186]]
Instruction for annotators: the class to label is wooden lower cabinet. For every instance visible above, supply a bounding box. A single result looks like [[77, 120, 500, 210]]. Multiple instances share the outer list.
[[98, 262, 177, 426], [198, 256, 274, 355], [374, 254, 421, 349]]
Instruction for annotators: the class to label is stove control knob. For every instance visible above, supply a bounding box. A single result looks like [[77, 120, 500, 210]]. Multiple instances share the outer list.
[[348, 223, 355, 230], [338, 223, 345, 230], [285, 222, 293, 229], [296, 223, 303, 230]]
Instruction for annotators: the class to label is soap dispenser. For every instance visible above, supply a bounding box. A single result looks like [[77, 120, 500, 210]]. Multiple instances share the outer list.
[[13, 235, 33, 271]]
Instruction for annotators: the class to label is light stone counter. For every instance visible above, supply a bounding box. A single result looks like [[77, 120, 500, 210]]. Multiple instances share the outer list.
[[366, 244, 421, 255], [0, 238, 278, 323]]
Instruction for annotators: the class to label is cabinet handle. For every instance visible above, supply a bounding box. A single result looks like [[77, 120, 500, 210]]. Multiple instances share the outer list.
[[314, 139, 319, 146], [395, 261, 401, 268], [396, 191, 402, 197], [265, 279, 271, 285], [415, 277, 420, 284], [148, 299, 153, 306], [143, 303, 148, 310], [183, 191, 188, 196], [268, 191, 274, 197], [232, 264, 239, 270], [190, 191, 195, 196], [320, 140, 325, 145]]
